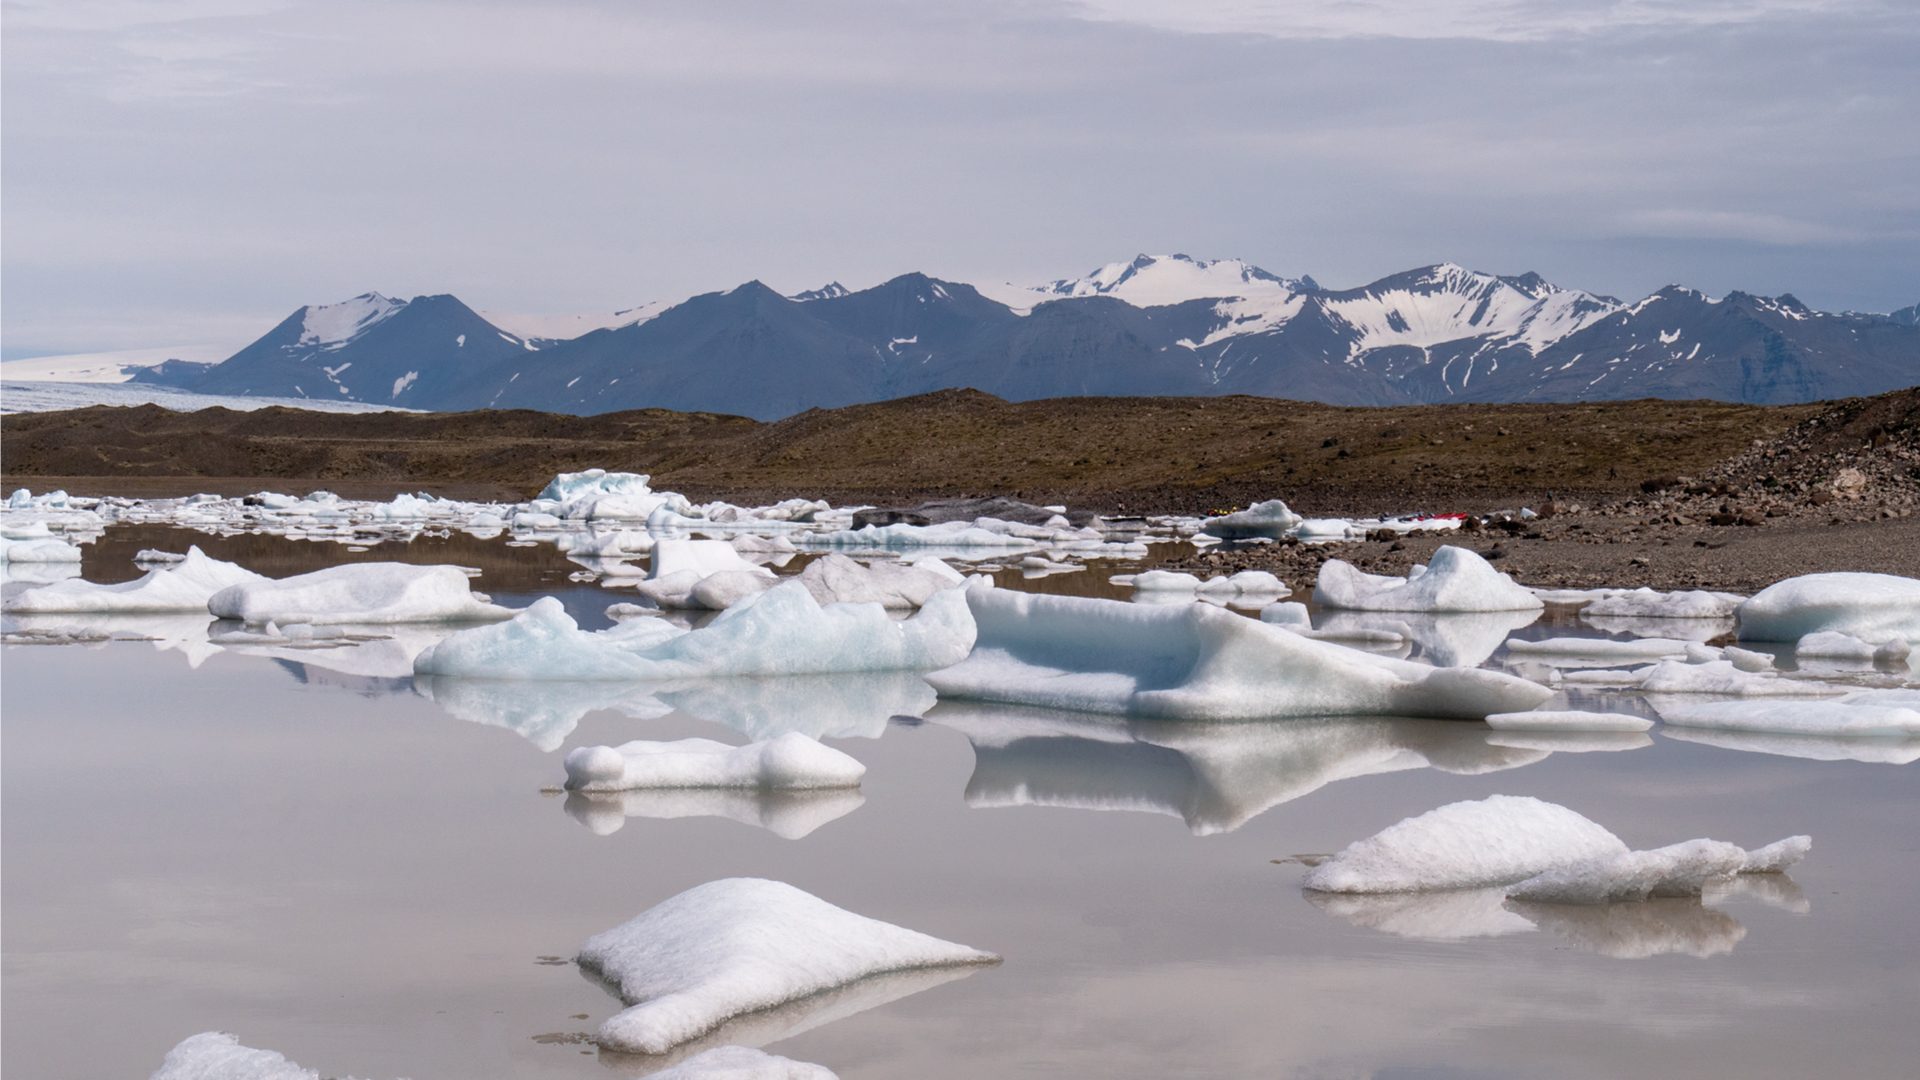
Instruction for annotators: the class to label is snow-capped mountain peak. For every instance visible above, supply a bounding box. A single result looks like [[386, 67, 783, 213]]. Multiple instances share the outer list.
[[1041, 253, 1302, 306], [791, 282, 850, 302], [296, 292, 407, 350]]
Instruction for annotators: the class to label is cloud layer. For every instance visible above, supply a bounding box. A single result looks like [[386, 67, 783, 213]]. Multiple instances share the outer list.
[[2, 0, 1914, 354]]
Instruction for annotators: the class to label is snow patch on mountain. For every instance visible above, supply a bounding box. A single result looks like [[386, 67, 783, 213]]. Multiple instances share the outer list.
[[481, 301, 672, 343], [296, 293, 406, 350]]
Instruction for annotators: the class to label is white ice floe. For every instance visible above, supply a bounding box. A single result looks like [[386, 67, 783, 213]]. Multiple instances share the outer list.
[[1794, 630, 1911, 663], [1508, 836, 1810, 905], [1655, 696, 1920, 737], [1305, 795, 1808, 904], [647, 1045, 837, 1079], [563, 733, 865, 792], [578, 877, 996, 1054], [1128, 568, 1289, 598], [1633, 659, 1847, 697], [1302, 795, 1628, 894], [1198, 499, 1303, 539], [793, 554, 964, 608], [928, 586, 1551, 721], [6, 547, 262, 613], [1735, 571, 1920, 644], [1308, 609, 1540, 667], [1502, 637, 1692, 662], [0, 534, 84, 562], [1260, 603, 1410, 649], [1314, 546, 1542, 613], [133, 548, 188, 564], [149, 1031, 346, 1080], [1723, 645, 1776, 672], [1484, 709, 1653, 732], [1579, 588, 1745, 620], [416, 582, 974, 680], [208, 562, 513, 625]]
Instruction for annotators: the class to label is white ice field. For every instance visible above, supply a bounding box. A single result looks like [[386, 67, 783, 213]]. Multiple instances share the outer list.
[[4, 471, 1917, 1077]]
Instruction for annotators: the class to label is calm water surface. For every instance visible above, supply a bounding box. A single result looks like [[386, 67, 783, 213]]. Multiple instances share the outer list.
[[4, 529, 1917, 1078]]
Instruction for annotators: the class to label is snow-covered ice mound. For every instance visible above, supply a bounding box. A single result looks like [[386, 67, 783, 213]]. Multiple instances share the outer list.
[[928, 586, 1551, 721], [564, 787, 866, 839], [149, 1031, 355, 1080], [563, 733, 865, 792], [1736, 571, 1920, 644], [6, 547, 262, 613], [415, 582, 975, 680], [1303, 795, 1808, 903], [1199, 499, 1303, 539], [647, 1045, 837, 1079], [207, 562, 512, 625], [1302, 795, 1628, 894], [629, 539, 777, 609], [577, 877, 997, 1054], [1314, 546, 1543, 613], [1484, 709, 1653, 732]]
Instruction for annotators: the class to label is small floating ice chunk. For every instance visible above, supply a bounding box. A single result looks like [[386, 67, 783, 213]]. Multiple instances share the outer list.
[[563, 733, 864, 793], [793, 554, 963, 608], [1736, 571, 1920, 644], [1315, 546, 1543, 613], [133, 548, 189, 564], [1583, 588, 1744, 620], [1794, 630, 1910, 663], [652, 539, 773, 581], [1636, 659, 1847, 697], [928, 586, 1551, 721], [1485, 709, 1653, 732], [578, 877, 997, 1054], [647, 1045, 837, 1080], [1503, 637, 1692, 661], [7, 547, 263, 613], [208, 562, 512, 625], [149, 1031, 341, 1080], [0, 535, 84, 563], [1198, 499, 1303, 539], [1302, 795, 1628, 894]]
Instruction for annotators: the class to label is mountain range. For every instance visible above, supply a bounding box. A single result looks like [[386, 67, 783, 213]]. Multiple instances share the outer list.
[[133, 255, 1919, 418]]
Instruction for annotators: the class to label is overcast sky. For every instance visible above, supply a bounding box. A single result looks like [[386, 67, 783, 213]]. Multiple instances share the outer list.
[[3, 0, 1915, 357]]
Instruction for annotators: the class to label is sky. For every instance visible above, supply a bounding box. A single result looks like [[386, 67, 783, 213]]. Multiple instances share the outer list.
[[2, 0, 1915, 357]]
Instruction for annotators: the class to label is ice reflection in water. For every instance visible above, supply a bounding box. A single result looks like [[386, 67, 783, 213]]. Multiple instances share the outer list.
[[932, 704, 1550, 835], [561, 787, 866, 839]]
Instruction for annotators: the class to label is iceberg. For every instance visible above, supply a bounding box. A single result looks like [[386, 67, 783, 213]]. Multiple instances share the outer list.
[[207, 562, 512, 625], [578, 877, 997, 1054], [564, 788, 865, 839], [792, 553, 964, 608], [1302, 795, 1628, 894], [1633, 659, 1847, 697], [563, 733, 865, 792], [1582, 588, 1744, 620], [6, 547, 262, 613], [1736, 571, 1920, 644], [1314, 546, 1543, 613], [1484, 709, 1653, 732], [415, 582, 975, 680], [928, 586, 1551, 721], [1198, 499, 1303, 539], [1316, 609, 1538, 667]]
